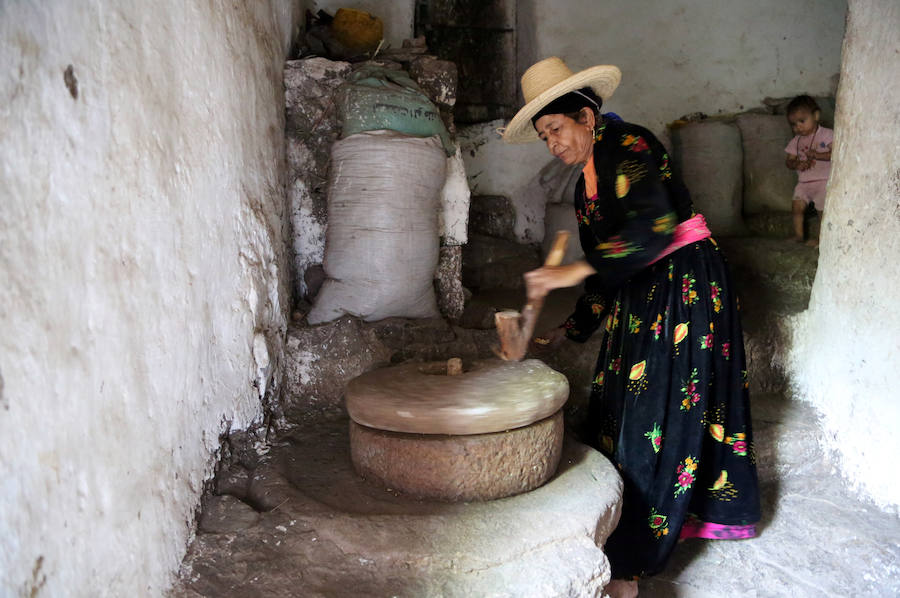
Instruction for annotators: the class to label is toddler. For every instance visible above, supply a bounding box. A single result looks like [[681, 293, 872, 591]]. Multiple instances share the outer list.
[[784, 95, 833, 246]]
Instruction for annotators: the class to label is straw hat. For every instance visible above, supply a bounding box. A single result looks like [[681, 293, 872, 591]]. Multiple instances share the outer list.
[[501, 57, 621, 144]]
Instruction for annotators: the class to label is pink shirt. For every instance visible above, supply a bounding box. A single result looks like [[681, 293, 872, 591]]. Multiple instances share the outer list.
[[785, 126, 833, 182]]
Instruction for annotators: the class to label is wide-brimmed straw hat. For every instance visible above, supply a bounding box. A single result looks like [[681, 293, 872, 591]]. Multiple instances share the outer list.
[[501, 57, 621, 144]]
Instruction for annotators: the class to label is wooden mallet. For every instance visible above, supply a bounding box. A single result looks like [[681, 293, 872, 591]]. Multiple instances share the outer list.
[[494, 230, 570, 361]]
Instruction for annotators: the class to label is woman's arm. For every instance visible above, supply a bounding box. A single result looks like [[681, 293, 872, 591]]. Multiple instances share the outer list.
[[579, 133, 676, 290], [524, 260, 595, 301]]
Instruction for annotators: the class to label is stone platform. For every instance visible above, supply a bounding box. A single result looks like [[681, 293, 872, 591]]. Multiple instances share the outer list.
[[171, 417, 623, 598]]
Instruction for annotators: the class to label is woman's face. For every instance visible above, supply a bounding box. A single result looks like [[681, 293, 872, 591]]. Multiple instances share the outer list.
[[535, 110, 594, 165]]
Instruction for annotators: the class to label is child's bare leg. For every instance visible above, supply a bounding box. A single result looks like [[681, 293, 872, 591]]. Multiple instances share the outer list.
[[791, 199, 806, 242]]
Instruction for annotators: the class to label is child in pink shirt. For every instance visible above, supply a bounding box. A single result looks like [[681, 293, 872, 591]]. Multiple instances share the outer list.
[[785, 95, 833, 246]]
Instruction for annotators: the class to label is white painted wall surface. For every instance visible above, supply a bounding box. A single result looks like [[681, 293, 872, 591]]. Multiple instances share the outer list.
[[517, 0, 846, 136], [787, 0, 900, 511], [312, 0, 415, 48], [0, 1, 300, 595]]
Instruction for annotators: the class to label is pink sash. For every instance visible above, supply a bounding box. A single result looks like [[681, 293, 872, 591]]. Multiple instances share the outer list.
[[650, 213, 711, 264]]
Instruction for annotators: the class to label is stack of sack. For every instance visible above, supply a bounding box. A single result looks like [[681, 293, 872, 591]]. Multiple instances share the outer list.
[[307, 65, 457, 324]]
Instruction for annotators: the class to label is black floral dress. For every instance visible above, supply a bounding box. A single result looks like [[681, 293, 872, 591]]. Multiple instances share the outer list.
[[563, 118, 760, 580]]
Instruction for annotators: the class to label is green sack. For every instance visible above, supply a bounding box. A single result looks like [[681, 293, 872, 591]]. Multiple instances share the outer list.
[[337, 64, 455, 156]]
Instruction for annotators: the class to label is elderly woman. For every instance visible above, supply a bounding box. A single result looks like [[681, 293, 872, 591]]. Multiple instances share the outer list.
[[503, 58, 760, 596]]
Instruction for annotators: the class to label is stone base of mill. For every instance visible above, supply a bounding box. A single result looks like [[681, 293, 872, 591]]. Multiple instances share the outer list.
[[349, 410, 564, 502]]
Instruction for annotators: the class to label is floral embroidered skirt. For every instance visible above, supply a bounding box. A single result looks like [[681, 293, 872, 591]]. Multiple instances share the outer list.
[[580, 239, 760, 579]]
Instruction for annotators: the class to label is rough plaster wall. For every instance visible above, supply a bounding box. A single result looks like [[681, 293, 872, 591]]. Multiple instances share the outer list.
[[458, 121, 551, 242], [787, 0, 900, 511], [0, 1, 301, 595], [518, 0, 846, 136], [312, 0, 414, 48]]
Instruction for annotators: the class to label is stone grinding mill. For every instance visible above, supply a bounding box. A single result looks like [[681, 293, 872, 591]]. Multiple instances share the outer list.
[[346, 233, 572, 501]]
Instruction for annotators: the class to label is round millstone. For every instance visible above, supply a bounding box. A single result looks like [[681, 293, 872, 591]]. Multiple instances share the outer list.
[[350, 410, 564, 501], [345, 358, 569, 435]]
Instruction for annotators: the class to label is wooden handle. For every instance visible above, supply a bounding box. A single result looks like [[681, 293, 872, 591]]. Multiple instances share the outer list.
[[523, 230, 570, 310], [544, 231, 570, 267]]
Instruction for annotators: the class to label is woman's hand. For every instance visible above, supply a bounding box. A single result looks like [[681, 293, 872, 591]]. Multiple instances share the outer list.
[[524, 261, 596, 302]]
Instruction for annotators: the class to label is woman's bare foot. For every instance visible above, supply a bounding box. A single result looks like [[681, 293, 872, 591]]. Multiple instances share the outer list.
[[805, 238, 819, 248], [604, 579, 638, 598]]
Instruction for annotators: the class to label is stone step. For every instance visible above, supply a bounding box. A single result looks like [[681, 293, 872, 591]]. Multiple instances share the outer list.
[[468, 195, 516, 240], [461, 233, 541, 291], [717, 237, 819, 395], [172, 419, 624, 598], [743, 209, 822, 240]]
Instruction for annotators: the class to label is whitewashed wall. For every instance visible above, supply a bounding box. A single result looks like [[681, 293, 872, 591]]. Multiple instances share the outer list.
[[0, 1, 301, 595], [517, 0, 846, 136], [787, 0, 900, 511]]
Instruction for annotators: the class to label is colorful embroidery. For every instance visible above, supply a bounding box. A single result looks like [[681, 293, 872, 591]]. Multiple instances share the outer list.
[[699, 331, 714, 350], [682, 273, 698, 305], [709, 424, 725, 442], [659, 152, 673, 180], [645, 423, 663, 454], [592, 371, 605, 389], [615, 173, 630, 198], [710, 470, 728, 490], [609, 356, 622, 373], [606, 301, 621, 332], [742, 369, 749, 389], [576, 194, 602, 226], [619, 159, 649, 182], [622, 134, 651, 153], [710, 281, 723, 313], [708, 470, 739, 502], [575, 208, 590, 227], [674, 456, 699, 497], [668, 261, 674, 281], [721, 342, 731, 360], [629, 315, 642, 334], [628, 360, 649, 396], [724, 431, 748, 456], [673, 322, 689, 345], [648, 508, 670, 539], [680, 368, 701, 411], [596, 235, 640, 259], [651, 313, 663, 340], [652, 212, 677, 234]]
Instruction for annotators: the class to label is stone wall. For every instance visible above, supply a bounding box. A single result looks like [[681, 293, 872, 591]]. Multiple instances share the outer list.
[[786, 0, 900, 511], [0, 1, 302, 594]]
